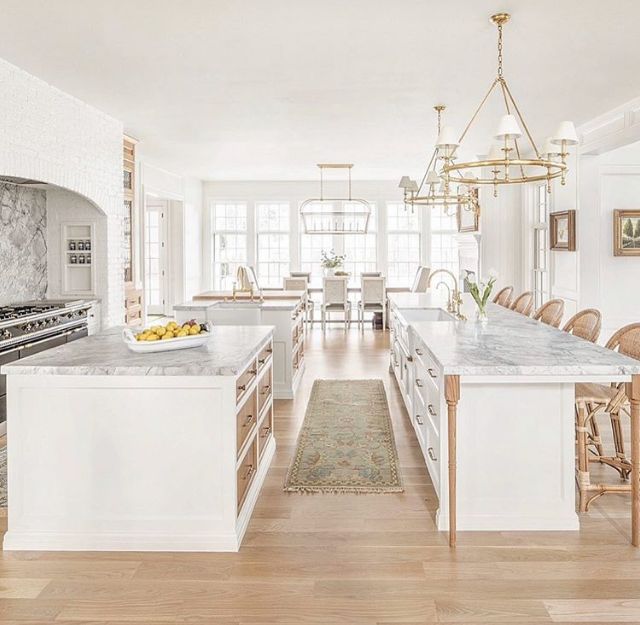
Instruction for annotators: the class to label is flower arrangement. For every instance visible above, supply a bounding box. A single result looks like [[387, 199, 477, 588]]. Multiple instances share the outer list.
[[467, 269, 498, 321], [320, 249, 345, 273]]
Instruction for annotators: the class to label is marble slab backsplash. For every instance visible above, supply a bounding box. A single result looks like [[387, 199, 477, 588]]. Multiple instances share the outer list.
[[0, 182, 47, 306]]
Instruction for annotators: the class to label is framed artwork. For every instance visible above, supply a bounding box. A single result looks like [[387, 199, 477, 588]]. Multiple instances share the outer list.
[[550, 210, 576, 251], [457, 189, 480, 232], [614, 209, 640, 256]]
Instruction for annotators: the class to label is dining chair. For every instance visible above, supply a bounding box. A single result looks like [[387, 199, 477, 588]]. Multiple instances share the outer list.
[[290, 271, 311, 281], [321, 276, 350, 332], [509, 291, 534, 316], [532, 299, 565, 328], [410, 266, 430, 293], [574, 322, 640, 511], [562, 309, 602, 343], [492, 286, 513, 307], [357, 276, 386, 331], [283, 277, 313, 326]]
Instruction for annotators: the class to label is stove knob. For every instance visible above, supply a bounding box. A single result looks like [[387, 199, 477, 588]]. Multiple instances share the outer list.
[[1, 329, 11, 340], [23, 323, 33, 332]]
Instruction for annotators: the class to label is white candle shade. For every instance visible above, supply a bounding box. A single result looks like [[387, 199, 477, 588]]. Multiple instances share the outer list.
[[494, 114, 522, 140], [436, 125, 460, 148], [551, 121, 578, 146]]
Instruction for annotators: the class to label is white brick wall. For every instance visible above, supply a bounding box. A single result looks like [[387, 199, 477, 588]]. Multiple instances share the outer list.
[[0, 57, 124, 326]]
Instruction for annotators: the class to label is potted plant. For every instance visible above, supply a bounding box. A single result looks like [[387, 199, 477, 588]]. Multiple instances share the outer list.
[[467, 269, 498, 322], [320, 250, 345, 277]]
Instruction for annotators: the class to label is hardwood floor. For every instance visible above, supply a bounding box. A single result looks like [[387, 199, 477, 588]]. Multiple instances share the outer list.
[[1, 327, 640, 624]]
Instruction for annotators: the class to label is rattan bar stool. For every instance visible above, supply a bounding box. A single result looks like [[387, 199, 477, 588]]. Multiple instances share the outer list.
[[509, 291, 534, 316], [532, 299, 565, 328], [492, 286, 513, 307], [563, 309, 602, 343], [574, 322, 640, 511]]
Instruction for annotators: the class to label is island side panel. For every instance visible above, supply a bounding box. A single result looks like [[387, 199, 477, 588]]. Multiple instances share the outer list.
[[437, 377, 579, 532], [4, 374, 239, 552]]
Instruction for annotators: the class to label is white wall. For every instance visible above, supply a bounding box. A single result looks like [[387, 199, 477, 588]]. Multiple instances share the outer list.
[[578, 142, 640, 339], [0, 57, 124, 326], [478, 184, 523, 294]]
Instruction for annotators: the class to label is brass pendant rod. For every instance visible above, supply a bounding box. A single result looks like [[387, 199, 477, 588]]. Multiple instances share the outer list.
[[497, 78, 526, 180], [457, 77, 501, 146], [502, 79, 542, 159], [416, 148, 438, 196]]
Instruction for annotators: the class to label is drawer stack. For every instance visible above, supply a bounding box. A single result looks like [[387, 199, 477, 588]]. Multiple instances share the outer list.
[[291, 302, 305, 378], [412, 338, 443, 493], [235, 338, 274, 515]]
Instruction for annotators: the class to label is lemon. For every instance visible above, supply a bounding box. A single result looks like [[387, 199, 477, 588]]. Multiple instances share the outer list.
[[189, 324, 201, 335], [176, 329, 188, 337], [182, 323, 191, 331], [155, 326, 166, 336], [167, 321, 178, 330], [146, 334, 160, 341]]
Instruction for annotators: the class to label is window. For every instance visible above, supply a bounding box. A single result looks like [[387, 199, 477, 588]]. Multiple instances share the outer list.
[[256, 202, 290, 288], [211, 203, 247, 290], [533, 184, 550, 308], [343, 204, 377, 285], [430, 209, 459, 285], [387, 203, 421, 287]]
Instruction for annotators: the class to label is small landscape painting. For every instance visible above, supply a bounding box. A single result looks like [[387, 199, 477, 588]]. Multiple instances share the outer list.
[[614, 209, 640, 256], [550, 210, 576, 251]]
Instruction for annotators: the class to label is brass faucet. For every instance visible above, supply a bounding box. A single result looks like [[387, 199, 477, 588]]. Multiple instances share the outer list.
[[427, 269, 466, 321]]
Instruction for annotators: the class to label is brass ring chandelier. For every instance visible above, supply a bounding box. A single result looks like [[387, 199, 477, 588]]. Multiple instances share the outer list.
[[439, 13, 578, 197], [399, 105, 480, 216]]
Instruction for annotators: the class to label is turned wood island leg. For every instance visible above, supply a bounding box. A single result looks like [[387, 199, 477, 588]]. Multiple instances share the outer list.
[[629, 374, 640, 547], [445, 375, 460, 547]]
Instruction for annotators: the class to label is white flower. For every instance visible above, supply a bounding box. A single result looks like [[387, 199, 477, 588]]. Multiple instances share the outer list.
[[487, 268, 499, 280]]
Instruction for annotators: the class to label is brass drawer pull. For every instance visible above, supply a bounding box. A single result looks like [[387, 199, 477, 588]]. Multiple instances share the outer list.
[[427, 404, 436, 417], [266, 347, 273, 353], [260, 384, 271, 395], [406, 355, 413, 362], [415, 379, 424, 388], [249, 369, 257, 376], [261, 425, 272, 437], [242, 464, 255, 480], [428, 447, 438, 462], [427, 368, 437, 379], [237, 384, 247, 392], [258, 358, 266, 365], [415, 348, 424, 356], [415, 414, 424, 425], [244, 414, 254, 425]]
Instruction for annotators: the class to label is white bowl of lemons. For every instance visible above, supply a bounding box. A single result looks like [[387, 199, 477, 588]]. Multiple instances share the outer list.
[[122, 320, 210, 353]]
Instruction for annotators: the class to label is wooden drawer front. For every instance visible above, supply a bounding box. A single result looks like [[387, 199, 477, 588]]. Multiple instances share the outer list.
[[257, 364, 273, 414], [257, 342, 273, 371], [236, 360, 258, 402], [414, 342, 440, 393], [237, 439, 258, 513], [236, 389, 257, 455], [258, 404, 274, 461]]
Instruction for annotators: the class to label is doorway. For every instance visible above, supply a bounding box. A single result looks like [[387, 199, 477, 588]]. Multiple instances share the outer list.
[[144, 196, 168, 317]]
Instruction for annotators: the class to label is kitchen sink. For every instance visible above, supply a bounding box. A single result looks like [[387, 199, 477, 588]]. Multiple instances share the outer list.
[[398, 308, 454, 323]]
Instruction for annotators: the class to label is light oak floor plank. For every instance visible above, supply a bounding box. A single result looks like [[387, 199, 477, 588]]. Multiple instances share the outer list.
[[1, 328, 640, 623]]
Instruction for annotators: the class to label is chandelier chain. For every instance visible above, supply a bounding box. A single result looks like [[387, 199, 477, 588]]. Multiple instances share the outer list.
[[497, 23, 504, 77]]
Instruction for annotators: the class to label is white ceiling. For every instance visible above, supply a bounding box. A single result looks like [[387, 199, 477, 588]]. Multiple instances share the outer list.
[[0, 0, 639, 180]]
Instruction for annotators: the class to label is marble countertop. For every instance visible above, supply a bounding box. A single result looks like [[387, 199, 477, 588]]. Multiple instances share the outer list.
[[175, 297, 302, 312], [409, 298, 640, 377], [2, 325, 274, 377]]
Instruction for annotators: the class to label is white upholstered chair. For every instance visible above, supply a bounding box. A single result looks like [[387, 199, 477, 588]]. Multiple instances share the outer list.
[[357, 276, 386, 331], [321, 277, 350, 331], [410, 266, 430, 293]]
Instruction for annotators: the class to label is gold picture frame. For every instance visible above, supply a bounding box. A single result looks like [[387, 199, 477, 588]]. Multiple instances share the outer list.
[[614, 209, 640, 256], [550, 210, 576, 251]]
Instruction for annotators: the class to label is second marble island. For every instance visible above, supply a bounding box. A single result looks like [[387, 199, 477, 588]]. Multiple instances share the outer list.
[[2, 325, 276, 552]]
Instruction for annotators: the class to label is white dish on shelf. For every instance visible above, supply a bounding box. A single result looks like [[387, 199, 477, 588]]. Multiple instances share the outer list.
[[122, 324, 211, 353]]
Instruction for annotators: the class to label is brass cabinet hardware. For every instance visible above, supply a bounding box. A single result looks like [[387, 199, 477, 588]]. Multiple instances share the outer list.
[[427, 404, 437, 416], [428, 447, 438, 462], [415, 414, 424, 425]]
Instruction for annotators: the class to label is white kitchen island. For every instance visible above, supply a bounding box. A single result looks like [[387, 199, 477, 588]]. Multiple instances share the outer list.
[[388, 293, 640, 546], [1, 325, 276, 552]]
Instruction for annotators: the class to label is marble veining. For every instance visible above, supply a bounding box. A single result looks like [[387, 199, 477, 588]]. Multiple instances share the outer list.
[[408, 299, 640, 376], [2, 325, 274, 377], [0, 183, 47, 306]]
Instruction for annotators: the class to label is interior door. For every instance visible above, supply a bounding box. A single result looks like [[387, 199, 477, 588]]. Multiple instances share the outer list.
[[144, 198, 168, 316]]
